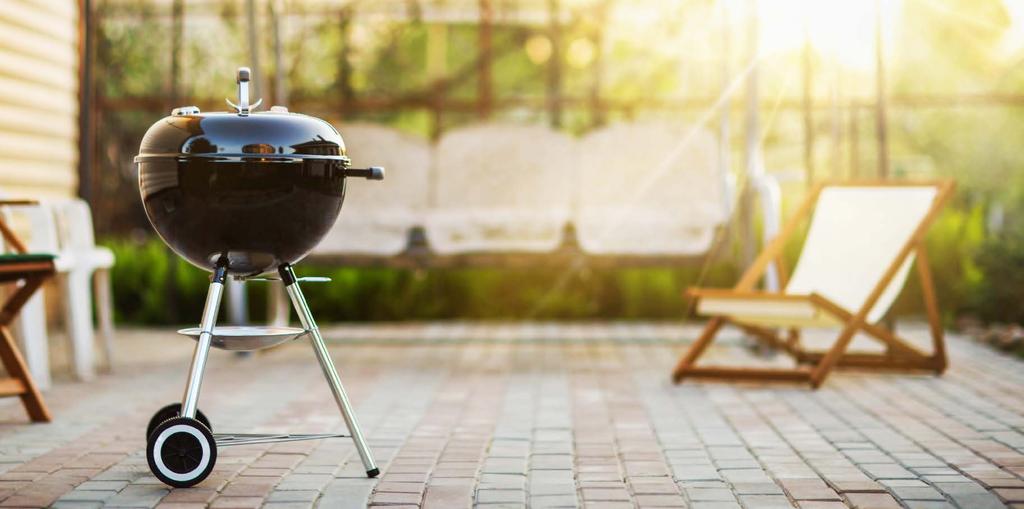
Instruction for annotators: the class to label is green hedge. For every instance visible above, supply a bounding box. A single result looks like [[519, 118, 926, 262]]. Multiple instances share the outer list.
[[105, 202, 1001, 326], [105, 238, 741, 325]]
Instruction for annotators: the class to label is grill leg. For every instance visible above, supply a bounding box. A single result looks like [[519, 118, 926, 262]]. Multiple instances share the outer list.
[[279, 264, 378, 478], [180, 265, 227, 420]]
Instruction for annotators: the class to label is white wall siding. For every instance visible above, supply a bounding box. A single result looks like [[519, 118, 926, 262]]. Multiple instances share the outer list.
[[0, 1, 78, 199]]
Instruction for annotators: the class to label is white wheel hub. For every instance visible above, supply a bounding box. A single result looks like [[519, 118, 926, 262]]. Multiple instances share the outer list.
[[151, 424, 212, 482]]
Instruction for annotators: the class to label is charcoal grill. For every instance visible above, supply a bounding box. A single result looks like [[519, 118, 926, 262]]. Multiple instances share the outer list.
[[134, 68, 383, 488]]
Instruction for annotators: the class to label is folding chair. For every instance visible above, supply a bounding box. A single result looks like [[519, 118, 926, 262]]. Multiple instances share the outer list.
[[672, 180, 955, 388], [0, 200, 55, 421]]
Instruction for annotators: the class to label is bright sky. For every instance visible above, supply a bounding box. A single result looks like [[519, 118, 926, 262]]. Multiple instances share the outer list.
[[1001, 0, 1024, 55], [755, 0, 1024, 67], [754, 0, 901, 70]]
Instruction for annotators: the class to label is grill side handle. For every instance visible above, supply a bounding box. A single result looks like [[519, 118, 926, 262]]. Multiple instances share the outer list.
[[343, 166, 385, 181]]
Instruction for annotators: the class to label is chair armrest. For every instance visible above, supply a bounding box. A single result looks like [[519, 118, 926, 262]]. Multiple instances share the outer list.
[[0, 253, 56, 263], [0, 200, 39, 206]]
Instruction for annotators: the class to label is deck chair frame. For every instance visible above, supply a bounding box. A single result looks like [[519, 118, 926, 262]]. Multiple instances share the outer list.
[[0, 200, 54, 421], [672, 180, 955, 388]]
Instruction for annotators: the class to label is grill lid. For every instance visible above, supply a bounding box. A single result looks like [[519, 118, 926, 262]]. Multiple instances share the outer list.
[[133, 67, 383, 180]]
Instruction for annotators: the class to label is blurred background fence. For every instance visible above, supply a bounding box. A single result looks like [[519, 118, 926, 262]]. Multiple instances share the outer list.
[[71, 0, 1024, 325]]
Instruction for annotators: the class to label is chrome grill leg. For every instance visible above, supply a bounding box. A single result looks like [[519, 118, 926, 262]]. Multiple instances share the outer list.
[[180, 265, 227, 420], [280, 264, 378, 477]]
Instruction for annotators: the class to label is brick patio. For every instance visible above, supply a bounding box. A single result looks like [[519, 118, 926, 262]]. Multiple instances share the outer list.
[[0, 323, 1022, 508]]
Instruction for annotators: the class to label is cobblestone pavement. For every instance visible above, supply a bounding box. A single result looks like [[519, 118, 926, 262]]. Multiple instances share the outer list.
[[0, 323, 1022, 508]]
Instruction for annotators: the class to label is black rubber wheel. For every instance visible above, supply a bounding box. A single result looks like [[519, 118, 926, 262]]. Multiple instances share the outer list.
[[147, 403, 211, 439], [147, 417, 217, 488]]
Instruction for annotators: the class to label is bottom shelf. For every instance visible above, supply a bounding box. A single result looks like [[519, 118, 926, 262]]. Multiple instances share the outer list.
[[176, 326, 308, 351]]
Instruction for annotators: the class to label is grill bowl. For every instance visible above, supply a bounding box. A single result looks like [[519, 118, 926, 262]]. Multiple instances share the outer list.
[[136, 112, 349, 275]]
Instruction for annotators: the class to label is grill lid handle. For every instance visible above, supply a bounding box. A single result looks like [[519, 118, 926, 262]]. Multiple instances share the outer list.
[[226, 66, 263, 116], [344, 166, 385, 181]]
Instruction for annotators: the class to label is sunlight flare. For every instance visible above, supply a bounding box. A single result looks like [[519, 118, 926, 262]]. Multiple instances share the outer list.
[[753, 0, 902, 70]]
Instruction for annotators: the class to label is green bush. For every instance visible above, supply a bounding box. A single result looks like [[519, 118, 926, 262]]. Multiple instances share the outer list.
[[971, 223, 1024, 325], [889, 203, 987, 325], [106, 239, 211, 325], [103, 203, 999, 326], [104, 237, 743, 325]]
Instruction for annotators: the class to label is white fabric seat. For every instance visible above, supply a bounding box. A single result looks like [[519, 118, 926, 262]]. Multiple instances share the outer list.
[[576, 122, 726, 255], [314, 124, 430, 256], [426, 123, 576, 254], [783, 186, 936, 323], [697, 185, 940, 327]]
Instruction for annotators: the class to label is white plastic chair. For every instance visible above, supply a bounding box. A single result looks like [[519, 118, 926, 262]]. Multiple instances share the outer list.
[[575, 122, 727, 256], [426, 123, 576, 254], [51, 199, 115, 377]]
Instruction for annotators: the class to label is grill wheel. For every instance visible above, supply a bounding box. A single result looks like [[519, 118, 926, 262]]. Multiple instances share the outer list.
[[146, 417, 217, 488]]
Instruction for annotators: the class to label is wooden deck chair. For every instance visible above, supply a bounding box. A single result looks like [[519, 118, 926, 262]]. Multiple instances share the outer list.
[[0, 200, 55, 421], [672, 180, 955, 388]]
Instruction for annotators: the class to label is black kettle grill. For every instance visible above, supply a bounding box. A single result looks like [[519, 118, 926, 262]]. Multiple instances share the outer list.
[[136, 67, 382, 276], [133, 68, 382, 488]]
